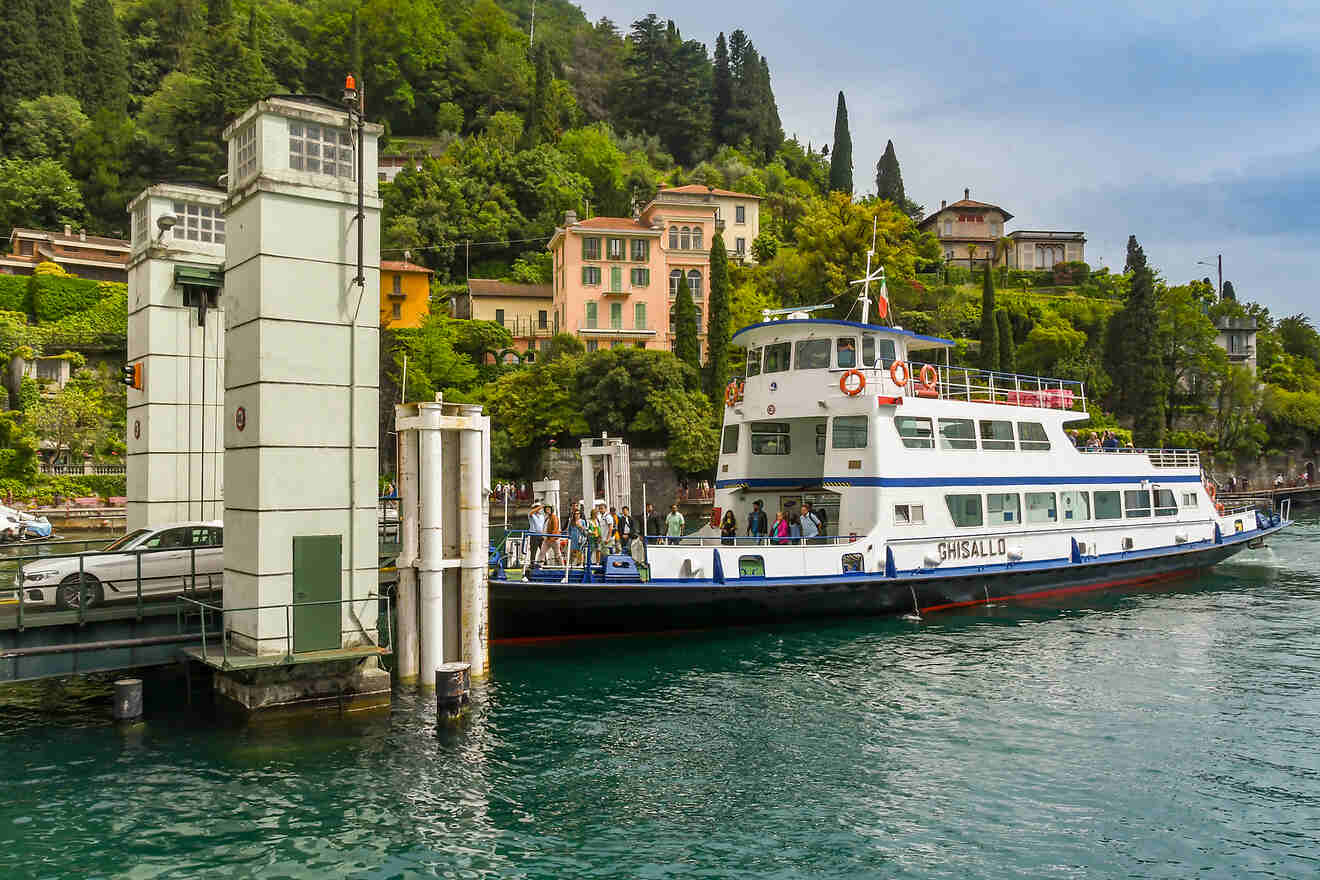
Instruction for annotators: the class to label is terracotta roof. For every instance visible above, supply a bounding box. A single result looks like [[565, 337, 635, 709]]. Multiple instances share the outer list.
[[380, 259, 433, 274], [658, 184, 763, 200], [571, 217, 656, 231], [919, 198, 1013, 227], [466, 279, 552, 299]]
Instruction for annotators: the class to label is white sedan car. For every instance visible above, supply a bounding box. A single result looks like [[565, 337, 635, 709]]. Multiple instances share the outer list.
[[11, 521, 223, 609]]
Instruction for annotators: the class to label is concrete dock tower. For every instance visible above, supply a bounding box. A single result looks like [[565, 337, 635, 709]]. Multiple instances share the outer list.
[[213, 95, 388, 711], [124, 185, 227, 530]]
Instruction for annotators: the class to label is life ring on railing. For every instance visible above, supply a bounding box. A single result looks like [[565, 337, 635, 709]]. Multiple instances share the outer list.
[[839, 369, 866, 396], [1207, 484, 1216, 499], [918, 364, 939, 390], [889, 361, 909, 387], [1216, 503, 1224, 515]]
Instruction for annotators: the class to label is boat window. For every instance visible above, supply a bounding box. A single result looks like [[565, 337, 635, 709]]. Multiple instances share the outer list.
[[945, 494, 983, 527], [832, 416, 868, 449], [836, 337, 857, 368], [750, 422, 791, 455], [1124, 490, 1151, 518], [1094, 490, 1122, 520], [862, 336, 876, 367], [979, 419, 1015, 450], [763, 342, 791, 373], [842, 553, 864, 573], [938, 418, 977, 450], [815, 423, 826, 454], [987, 493, 1021, 524], [894, 504, 924, 525], [895, 416, 934, 449], [738, 556, 765, 578], [877, 338, 897, 366], [1154, 489, 1178, 516], [794, 338, 831, 370], [746, 348, 762, 377], [1025, 492, 1057, 523], [1017, 422, 1050, 451], [1060, 490, 1090, 521], [1181, 492, 1198, 508], [721, 425, 739, 454]]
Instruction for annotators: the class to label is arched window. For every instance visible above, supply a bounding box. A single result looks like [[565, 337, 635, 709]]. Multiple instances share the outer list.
[[687, 269, 702, 299], [693, 226, 704, 250], [669, 226, 679, 249], [670, 269, 683, 296], [680, 227, 691, 250]]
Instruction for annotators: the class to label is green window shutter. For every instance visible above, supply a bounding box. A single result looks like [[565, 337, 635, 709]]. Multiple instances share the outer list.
[[586, 301, 597, 328], [610, 266, 622, 292], [610, 302, 622, 328], [635, 302, 646, 329]]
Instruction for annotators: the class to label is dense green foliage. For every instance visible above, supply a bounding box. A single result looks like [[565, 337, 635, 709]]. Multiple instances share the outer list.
[[706, 232, 731, 399], [995, 309, 1015, 373], [979, 265, 998, 370], [672, 272, 699, 371]]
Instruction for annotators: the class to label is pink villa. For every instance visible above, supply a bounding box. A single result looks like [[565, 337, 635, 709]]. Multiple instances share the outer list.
[[548, 186, 760, 355]]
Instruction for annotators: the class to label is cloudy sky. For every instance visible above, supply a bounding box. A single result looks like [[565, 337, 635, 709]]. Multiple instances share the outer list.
[[592, 0, 1318, 320]]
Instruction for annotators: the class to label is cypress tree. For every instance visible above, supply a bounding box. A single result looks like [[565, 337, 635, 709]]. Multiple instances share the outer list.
[[828, 91, 852, 194], [78, 0, 130, 116], [42, 0, 82, 96], [706, 233, 731, 399], [1222, 280, 1236, 301], [980, 264, 999, 371], [673, 273, 700, 372], [1126, 245, 1165, 447], [0, 0, 49, 115], [712, 32, 732, 146], [996, 309, 1016, 374], [1123, 234, 1144, 274], [756, 56, 783, 156], [520, 42, 553, 149], [874, 139, 905, 205]]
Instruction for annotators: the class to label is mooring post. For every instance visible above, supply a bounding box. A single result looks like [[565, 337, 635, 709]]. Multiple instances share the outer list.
[[114, 678, 143, 722], [435, 661, 470, 721]]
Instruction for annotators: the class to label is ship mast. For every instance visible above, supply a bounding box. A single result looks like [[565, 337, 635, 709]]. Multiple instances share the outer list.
[[850, 216, 887, 326]]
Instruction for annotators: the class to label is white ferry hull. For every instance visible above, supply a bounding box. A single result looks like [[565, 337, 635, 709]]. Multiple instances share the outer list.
[[490, 522, 1279, 640]]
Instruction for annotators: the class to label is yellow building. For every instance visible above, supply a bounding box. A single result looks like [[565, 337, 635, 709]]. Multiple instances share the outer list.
[[379, 259, 433, 328]]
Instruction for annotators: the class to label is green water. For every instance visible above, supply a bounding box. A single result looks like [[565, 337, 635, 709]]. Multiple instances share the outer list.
[[3, 516, 1319, 878]]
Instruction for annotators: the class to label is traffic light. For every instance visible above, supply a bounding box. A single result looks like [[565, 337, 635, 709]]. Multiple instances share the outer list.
[[120, 362, 142, 390]]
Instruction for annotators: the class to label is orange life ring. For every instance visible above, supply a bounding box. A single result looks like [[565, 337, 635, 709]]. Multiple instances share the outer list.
[[839, 369, 866, 396], [1216, 503, 1224, 515], [724, 382, 738, 407], [1207, 484, 1216, 499], [919, 364, 939, 389], [889, 361, 909, 387]]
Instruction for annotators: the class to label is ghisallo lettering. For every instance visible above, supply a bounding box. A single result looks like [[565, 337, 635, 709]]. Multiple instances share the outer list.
[[937, 537, 1008, 562]]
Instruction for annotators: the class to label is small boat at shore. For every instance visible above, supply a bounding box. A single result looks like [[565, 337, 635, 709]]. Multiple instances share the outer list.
[[492, 296, 1289, 639]]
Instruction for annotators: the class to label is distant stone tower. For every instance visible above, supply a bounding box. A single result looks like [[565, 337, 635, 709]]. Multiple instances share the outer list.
[[220, 95, 382, 656], [124, 185, 227, 530]]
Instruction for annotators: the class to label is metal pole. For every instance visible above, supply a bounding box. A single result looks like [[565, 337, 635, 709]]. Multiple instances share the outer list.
[[1218, 254, 1223, 300]]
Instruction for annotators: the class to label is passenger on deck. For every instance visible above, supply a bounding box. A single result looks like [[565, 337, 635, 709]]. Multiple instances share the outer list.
[[772, 510, 789, 544], [541, 507, 562, 566], [720, 510, 737, 545], [666, 505, 685, 545], [800, 504, 820, 544], [645, 503, 663, 545], [788, 512, 802, 544], [746, 500, 768, 544]]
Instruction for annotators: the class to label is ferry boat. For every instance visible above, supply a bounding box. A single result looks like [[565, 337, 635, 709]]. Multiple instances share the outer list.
[[492, 277, 1289, 638]]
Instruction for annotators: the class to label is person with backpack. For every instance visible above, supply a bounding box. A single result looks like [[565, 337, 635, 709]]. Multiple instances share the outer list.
[[746, 500, 768, 544], [803, 501, 824, 544]]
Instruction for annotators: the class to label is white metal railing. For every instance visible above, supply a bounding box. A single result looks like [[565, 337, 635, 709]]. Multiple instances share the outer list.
[[1076, 447, 1200, 468], [39, 463, 126, 476], [911, 362, 1087, 412]]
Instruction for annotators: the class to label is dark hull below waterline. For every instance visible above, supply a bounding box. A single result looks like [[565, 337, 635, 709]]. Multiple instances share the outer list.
[[490, 538, 1260, 640]]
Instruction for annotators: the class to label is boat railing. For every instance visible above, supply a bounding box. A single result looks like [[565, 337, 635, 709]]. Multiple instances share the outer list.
[[652, 534, 863, 548], [1076, 447, 1201, 468], [897, 362, 1087, 412]]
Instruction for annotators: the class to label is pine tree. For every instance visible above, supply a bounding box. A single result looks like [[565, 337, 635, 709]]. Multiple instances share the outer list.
[[706, 233, 731, 399], [673, 273, 700, 372], [78, 0, 130, 116], [711, 32, 732, 146], [996, 309, 1016, 374], [0, 0, 49, 116], [874, 139, 905, 205], [828, 91, 852, 194], [1123, 234, 1144, 274], [980, 264, 999, 371], [1222, 280, 1236, 301], [756, 56, 783, 156]]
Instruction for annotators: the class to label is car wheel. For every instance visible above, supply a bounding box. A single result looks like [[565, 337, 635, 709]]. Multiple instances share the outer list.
[[56, 574, 103, 610]]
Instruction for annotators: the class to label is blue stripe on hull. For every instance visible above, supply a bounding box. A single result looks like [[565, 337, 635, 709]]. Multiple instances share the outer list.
[[714, 474, 1202, 489]]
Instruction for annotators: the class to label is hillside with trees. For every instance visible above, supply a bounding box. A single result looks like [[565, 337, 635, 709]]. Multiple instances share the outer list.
[[0, 0, 1315, 483]]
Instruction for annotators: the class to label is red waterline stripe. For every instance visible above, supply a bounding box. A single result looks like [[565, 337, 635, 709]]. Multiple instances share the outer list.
[[919, 567, 1205, 614]]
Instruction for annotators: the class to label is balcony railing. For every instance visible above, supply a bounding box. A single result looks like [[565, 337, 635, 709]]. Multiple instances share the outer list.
[[496, 315, 553, 338], [825, 361, 1088, 412]]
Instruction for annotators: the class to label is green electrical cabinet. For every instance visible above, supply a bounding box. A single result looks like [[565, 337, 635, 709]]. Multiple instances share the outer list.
[[292, 535, 342, 653]]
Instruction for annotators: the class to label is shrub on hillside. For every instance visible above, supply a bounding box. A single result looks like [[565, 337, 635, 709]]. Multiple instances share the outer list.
[[0, 276, 32, 315], [31, 274, 113, 322]]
